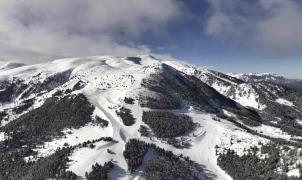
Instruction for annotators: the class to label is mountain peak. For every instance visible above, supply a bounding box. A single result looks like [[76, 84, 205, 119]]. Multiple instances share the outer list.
[[1, 55, 302, 179]]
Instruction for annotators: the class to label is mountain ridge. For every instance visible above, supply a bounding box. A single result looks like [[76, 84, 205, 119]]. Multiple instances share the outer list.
[[1, 55, 302, 180], [229, 72, 302, 91]]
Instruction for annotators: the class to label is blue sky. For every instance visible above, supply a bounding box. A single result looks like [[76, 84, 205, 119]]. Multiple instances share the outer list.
[[0, 0, 301, 78], [136, 0, 302, 78]]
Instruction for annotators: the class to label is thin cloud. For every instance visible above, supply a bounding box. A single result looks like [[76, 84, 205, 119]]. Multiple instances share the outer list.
[[205, 0, 302, 57], [0, 0, 182, 62]]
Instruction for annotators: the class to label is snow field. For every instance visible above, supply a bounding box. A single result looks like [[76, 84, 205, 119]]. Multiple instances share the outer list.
[[1, 55, 300, 179], [275, 98, 294, 107]]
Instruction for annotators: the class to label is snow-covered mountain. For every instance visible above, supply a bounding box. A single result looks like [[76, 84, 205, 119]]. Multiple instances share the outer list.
[[229, 73, 302, 91], [228, 73, 286, 82], [1, 55, 302, 180], [0, 61, 25, 71]]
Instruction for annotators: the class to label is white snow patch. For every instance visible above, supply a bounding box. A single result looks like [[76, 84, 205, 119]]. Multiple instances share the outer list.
[[0, 132, 7, 141], [33, 123, 111, 159], [275, 98, 294, 106], [251, 124, 294, 140], [67, 141, 115, 177], [218, 128, 268, 156], [296, 119, 302, 126], [287, 168, 300, 177], [164, 60, 266, 110], [212, 82, 266, 110], [232, 84, 266, 110]]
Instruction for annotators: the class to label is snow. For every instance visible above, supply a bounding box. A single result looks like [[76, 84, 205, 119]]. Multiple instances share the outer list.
[[296, 119, 302, 126], [136, 111, 270, 180], [233, 84, 266, 110], [0, 62, 25, 70], [210, 82, 231, 95], [228, 73, 285, 82], [30, 123, 111, 159], [251, 124, 294, 140], [186, 113, 236, 180], [207, 71, 237, 85], [1, 55, 300, 179], [64, 58, 153, 179], [59, 58, 240, 179], [211, 83, 266, 110], [188, 112, 268, 158], [128, 112, 235, 180], [218, 128, 268, 156], [287, 168, 300, 177], [165, 60, 266, 110], [68, 141, 116, 177], [0, 132, 6, 141], [275, 98, 294, 107]]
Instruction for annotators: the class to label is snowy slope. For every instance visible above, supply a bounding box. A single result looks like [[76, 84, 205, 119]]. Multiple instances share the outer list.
[[1, 55, 302, 180], [165, 61, 266, 110]]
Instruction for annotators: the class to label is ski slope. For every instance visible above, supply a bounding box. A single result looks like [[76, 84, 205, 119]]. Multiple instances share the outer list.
[[1, 55, 300, 179]]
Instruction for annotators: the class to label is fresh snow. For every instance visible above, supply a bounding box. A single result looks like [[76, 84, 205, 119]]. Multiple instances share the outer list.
[[0, 132, 6, 141], [1, 55, 299, 179], [296, 119, 302, 126], [165, 61, 266, 110], [68, 141, 116, 178], [275, 98, 294, 107], [67, 68, 239, 180], [28, 123, 111, 160], [250, 124, 294, 140], [287, 168, 300, 177], [212, 83, 266, 110], [234, 84, 266, 110], [136, 112, 235, 180], [228, 73, 285, 82]]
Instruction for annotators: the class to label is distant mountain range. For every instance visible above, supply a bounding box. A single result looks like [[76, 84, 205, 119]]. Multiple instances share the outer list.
[[229, 73, 302, 91]]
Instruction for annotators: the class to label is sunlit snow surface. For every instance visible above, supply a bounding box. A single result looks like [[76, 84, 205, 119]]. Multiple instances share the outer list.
[[165, 61, 267, 110], [0, 132, 6, 141], [1, 55, 301, 179], [275, 98, 294, 106]]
